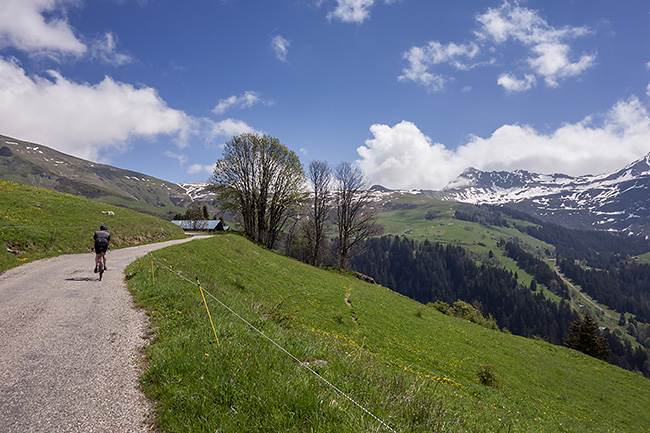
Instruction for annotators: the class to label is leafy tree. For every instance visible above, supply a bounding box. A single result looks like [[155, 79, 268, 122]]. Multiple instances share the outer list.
[[333, 162, 381, 269], [564, 314, 611, 361], [210, 133, 305, 249], [174, 203, 208, 220], [303, 160, 332, 266]]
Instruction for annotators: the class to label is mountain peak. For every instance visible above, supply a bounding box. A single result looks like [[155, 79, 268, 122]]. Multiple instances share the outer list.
[[436, 153, 650, 237]]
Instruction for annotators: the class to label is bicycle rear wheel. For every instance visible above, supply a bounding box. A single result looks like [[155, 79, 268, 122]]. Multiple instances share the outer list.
[[98, 257, 104, 281]]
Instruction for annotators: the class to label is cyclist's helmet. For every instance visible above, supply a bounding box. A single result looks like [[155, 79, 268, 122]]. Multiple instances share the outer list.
[[100, 225, 108, 230]]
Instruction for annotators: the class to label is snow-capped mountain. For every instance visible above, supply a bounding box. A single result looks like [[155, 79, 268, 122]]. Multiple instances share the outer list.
[[430, 153, 650, 237], [178, 182, 215, 201]]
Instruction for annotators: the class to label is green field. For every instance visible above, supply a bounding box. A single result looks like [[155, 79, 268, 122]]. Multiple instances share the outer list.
[[127, 233, 650, 432], [375, 193, 567, 299], [377, 193, 552, 254], [0, 181, 186, 272], [375, 192, 643, 349]]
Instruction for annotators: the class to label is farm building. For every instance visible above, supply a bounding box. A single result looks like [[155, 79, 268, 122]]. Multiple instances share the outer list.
[[171, 220, 229, 232]]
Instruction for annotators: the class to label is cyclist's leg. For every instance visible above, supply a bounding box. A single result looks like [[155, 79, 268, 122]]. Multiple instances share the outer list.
[[101, 252, 107, 270]]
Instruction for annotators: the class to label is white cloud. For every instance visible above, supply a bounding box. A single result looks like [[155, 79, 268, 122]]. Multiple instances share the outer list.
[[208, 118, 260, 140], [401, 1, 595, 92], [497, 72, 536, 92], [398, 42, 480, 92], [271, 35, 290, 62], [327, 0, 375, 24], [164, 150, 187, 165], [325, 0, 396, 24], [0, 56, 196, 161], [0, 0, 86, 56], [527, 43, 595, 87], [212, 91, 272, 115], [187, 163, 215, 175], [476, 1, 595, 88], [357, 97, 650, 190], [89, 32, 133, 66]]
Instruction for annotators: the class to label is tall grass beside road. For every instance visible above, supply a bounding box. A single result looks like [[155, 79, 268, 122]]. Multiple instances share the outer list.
[[127, 234, 650, 432], [0, 181, 185, 272]]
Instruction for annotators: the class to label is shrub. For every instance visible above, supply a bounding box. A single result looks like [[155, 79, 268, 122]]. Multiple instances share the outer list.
[[429, 300, 450, 315], [477, 364, 499, 388]]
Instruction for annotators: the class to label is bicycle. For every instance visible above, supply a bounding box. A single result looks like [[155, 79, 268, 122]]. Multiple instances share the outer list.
[[91, 247, 107, 281]]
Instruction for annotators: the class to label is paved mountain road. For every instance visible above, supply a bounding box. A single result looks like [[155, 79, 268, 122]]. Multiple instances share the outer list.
[[0, 236, 202, 432]]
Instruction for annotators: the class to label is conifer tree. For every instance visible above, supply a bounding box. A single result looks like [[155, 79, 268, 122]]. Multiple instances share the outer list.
[[564, 313, 611, 361]]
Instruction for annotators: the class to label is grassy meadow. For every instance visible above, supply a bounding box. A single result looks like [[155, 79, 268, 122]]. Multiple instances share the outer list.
[[127, 233, 650, 432], [0, 181, 185, 272], [376, 193, 645, 355], [376, 193, 553, 256]]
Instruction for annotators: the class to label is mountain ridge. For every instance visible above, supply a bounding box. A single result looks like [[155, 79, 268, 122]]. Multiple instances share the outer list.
[[0, 134, 192, 218], [415, 152, 650, 237], [3, 132, 650, 237]]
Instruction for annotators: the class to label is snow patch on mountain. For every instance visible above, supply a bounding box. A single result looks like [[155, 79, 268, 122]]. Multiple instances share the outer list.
[[436, 152, 650, 237], [178, 182, 214, 201]]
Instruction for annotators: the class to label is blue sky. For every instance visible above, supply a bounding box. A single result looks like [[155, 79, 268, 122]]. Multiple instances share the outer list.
[[1, 0, 650, 190]]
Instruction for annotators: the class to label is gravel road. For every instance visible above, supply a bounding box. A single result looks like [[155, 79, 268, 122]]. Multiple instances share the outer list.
[[0, 236, 201, 432]]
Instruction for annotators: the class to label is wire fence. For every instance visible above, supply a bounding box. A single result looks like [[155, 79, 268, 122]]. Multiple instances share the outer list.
[[149, 255, 398, 433]]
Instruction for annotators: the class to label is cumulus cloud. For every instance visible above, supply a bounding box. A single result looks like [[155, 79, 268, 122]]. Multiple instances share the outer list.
[[0, 1, 132, 66], [401, 1, 596, 92], [271, 35, 290, 62], [208, 118, 260, 141], [187, 163, 216, 175], [479, 1, 596, 88], [326, 0, 396, 24], [0, 56, 196, 161], [0, 0, 86, 56], [89, 32, 133, 66], [327, 0, 374, 23], [357, 97, 650, 190], [212, 91, 272, 115], [398, 42, 480, 92], [497, 72, 536, 92]]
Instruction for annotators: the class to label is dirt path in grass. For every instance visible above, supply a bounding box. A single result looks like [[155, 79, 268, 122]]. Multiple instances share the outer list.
[[0, 235, 205, 433]]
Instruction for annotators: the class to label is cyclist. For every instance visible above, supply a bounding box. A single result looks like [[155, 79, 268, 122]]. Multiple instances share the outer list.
[[93, 225, 110, 273]]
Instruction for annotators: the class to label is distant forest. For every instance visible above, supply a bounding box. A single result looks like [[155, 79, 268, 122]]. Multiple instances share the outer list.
[[349, 235, 578, 345], [349, 216, 650, 377]]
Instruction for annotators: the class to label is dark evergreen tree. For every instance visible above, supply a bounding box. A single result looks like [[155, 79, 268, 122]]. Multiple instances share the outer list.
[[349, 235, 579, 344], [564, 314, 611, 361]]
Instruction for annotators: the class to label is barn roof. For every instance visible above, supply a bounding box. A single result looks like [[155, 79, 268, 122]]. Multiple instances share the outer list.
[[171, 220, 228, 231]]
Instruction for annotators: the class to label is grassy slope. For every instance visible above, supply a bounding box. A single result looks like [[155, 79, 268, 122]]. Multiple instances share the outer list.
[[0, 135, 189, 219], [127, 234, 650, 432], [377, 193, 552, 256], [376, 193, 646, 350], [376, 193, 562, 299], [0, 181, 186, 272]]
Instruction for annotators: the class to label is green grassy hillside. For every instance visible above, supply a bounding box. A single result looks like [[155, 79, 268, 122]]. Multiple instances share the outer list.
[[127, 233, 650, 432], [376, 193, 552, 255], [375, 193, 562, 298], [375, 193, 648, 361], [0, 181, 186, 272], [0, 135, 190, 219]]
